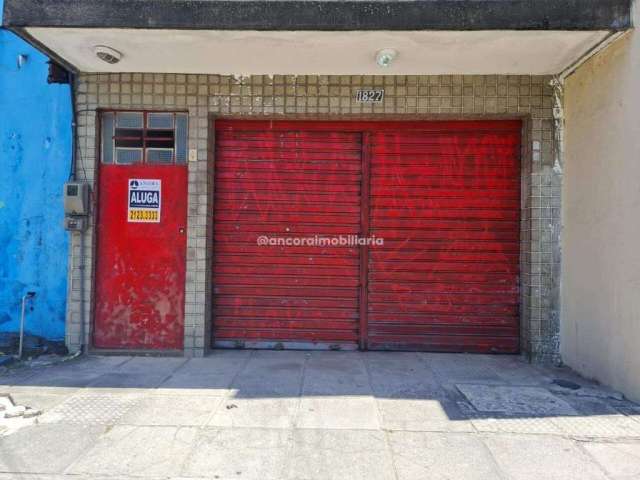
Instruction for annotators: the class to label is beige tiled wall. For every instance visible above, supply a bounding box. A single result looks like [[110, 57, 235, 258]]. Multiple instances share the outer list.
[[69, 73, 560, 361]]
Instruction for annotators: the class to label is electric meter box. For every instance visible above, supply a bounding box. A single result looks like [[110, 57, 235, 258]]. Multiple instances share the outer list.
[[64, 182, 89, 216], [64, 216, 87, 231]]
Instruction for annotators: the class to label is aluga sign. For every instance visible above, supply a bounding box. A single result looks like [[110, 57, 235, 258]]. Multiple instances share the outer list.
[[128, 178, 161, 223]]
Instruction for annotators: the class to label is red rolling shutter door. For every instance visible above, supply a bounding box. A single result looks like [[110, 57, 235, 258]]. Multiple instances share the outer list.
[[366, 122, 521, 353], [212, 123, 362, 347]]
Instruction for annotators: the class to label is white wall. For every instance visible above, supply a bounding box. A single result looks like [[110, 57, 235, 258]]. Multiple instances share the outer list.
[[562, 7, 640, 401]]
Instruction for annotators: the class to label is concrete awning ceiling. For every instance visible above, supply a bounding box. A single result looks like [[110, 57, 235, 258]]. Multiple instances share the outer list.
[[2, 0, 633, 75]]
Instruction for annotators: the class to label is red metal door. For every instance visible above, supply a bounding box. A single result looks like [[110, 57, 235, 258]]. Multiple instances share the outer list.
[[366, 121, 521, 353], [94, 164, 188, 350], [213, 121, 362, 348]]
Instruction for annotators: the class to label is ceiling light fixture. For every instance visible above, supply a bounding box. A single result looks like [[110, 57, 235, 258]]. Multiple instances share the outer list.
[[93, 45, 123, 65], [375, 48, 397, 68]]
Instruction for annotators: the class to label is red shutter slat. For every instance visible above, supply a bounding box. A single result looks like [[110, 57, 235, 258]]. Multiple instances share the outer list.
[[367, 126, 521, 353], [212, 125, 362, 348], [212, 120, 520, 353]]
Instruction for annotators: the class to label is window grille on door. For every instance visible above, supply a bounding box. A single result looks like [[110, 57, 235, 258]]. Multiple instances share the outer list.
[[101, 111, 188, 165]]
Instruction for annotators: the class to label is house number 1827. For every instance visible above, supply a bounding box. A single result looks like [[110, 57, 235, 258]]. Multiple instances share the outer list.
[[355, 90, 385, 103]]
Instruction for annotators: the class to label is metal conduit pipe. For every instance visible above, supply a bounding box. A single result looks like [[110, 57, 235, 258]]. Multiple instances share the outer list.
[[18, 292, 36, 359]]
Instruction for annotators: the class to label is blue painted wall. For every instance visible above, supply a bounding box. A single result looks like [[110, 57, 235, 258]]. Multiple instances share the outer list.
[[0, 0, 72, 340]]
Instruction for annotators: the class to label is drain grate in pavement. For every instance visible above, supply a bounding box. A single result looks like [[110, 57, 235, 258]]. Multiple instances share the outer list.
[[39, 393, 141, 425], [456, 384, 578, 416]]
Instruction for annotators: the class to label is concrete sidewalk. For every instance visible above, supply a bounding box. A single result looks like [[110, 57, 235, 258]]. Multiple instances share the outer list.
[[1, 351, 639, 480]]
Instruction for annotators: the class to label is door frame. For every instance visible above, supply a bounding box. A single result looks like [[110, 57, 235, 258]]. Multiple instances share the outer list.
[[89, 108, 189, 354]]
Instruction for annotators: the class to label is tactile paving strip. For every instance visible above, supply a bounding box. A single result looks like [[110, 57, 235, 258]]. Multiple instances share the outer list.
[[39, 393, 141, 425]]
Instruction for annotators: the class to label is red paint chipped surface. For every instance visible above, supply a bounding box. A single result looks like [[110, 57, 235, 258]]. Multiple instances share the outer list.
[[93, 164, 187, 350]]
